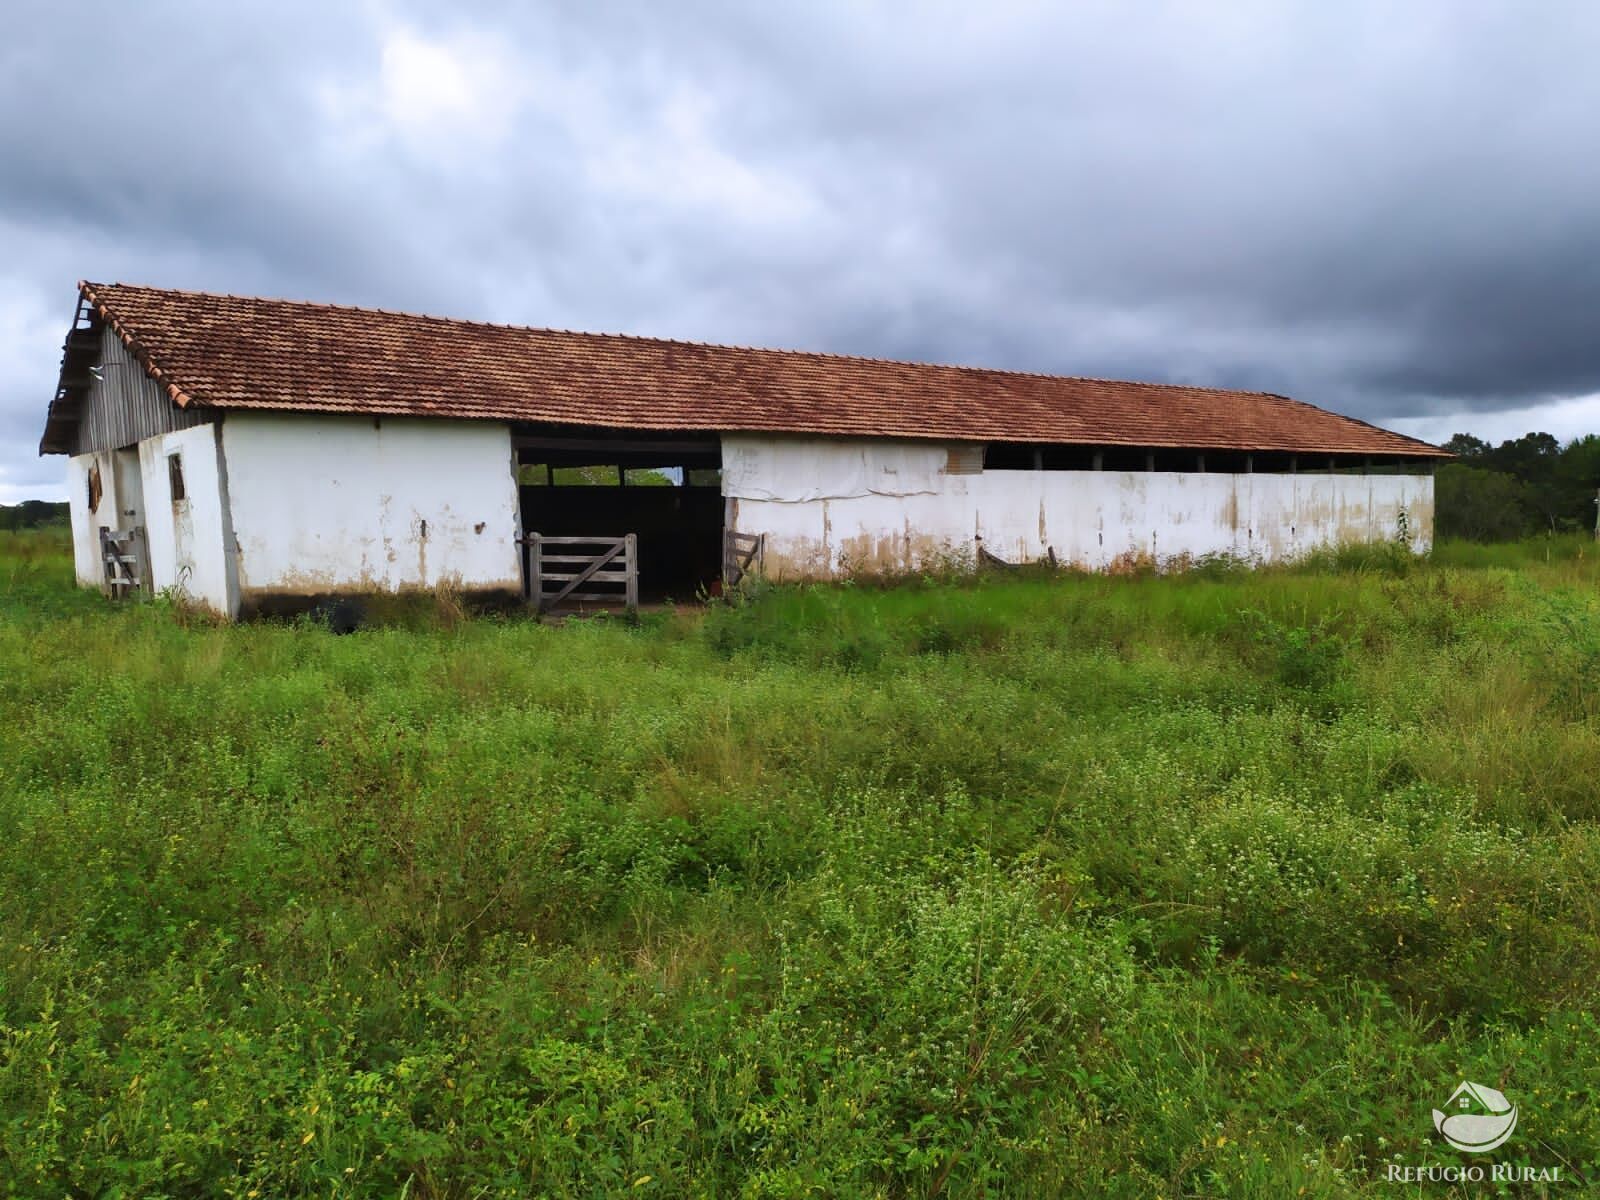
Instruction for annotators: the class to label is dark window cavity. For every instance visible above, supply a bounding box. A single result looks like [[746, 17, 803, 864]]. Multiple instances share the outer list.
[[981, 443, 1433, 475]]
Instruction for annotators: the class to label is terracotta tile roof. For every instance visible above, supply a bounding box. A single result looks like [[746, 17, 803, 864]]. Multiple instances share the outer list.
[[45, 280, 1446, 458]]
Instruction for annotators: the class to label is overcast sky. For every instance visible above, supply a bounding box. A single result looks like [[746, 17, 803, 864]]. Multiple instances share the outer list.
[[4, 1, 1599, 500]]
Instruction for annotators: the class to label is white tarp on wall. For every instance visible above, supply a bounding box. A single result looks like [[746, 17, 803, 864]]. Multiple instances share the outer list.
[[721, 435, 1435, 581], [722, 435, 947, 502]]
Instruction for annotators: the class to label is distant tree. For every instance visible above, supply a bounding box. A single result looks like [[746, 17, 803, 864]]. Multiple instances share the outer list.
[[1484, 431, 1561, 480], [623, 469, 674, 486], [517, 464, 677, 487], [0, 501, 69, 530], [1433, 431, 1600, 539], [1434, 464, 1534, 542], [1483, 433, 1573, 530], [1554, 434, 1600, 535], [1442, 433, 1490, 460]]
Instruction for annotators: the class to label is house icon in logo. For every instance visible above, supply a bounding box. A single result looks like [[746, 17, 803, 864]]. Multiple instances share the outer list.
[[1433, 1081, 1518, 1153]]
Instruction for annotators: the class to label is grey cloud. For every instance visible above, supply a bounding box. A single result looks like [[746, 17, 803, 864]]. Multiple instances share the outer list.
[[5, 1, 1600, 499]]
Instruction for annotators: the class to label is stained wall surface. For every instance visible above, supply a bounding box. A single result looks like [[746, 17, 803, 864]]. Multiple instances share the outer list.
[[65, 450, 119, 588], [219, 413, 522, 608], [138, 424, 233, 614], [722, 436, 1434, 579], [63, 425, 234, 612]]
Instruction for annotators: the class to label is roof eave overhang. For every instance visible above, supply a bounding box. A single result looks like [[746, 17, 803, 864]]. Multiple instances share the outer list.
[[79, 280, 197, 409], [37, 292, 103, 455], [38, 280, 198, 456]]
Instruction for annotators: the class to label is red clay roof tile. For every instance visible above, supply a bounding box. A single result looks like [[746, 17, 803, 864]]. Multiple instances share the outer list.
[[55, 281, 1446, 458]]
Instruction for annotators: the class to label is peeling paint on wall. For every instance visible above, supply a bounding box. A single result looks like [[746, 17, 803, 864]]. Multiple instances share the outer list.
[[65, 425, 232, 611], [724, 437, 1433, 581], [220, 413, 522, 611], [140, 424, 232, 614]]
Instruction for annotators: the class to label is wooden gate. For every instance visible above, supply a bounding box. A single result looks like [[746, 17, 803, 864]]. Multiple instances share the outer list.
[[523, 533, 638, 616], [99, 525, 146, 598], [723, 530, 765, 591]]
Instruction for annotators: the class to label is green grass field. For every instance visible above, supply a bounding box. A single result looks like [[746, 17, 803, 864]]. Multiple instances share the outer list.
[[2, 528, 1598, 1197]]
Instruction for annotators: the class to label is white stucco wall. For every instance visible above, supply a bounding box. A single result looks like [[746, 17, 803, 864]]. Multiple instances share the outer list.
[[65, 450, 118, 588], [722, 436, 1435, 579], [219, 412, 522, 607], [138, 424, 233, 614], [64, 427, 233, 611]]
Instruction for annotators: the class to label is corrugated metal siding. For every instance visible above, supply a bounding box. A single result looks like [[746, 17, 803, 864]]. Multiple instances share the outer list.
[[71, 325, 210, 454]]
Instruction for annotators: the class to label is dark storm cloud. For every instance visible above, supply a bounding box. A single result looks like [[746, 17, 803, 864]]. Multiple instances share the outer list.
[[4, 0, 1599, 498]]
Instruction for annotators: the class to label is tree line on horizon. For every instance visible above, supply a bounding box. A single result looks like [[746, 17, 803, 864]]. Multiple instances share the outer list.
[[1436, 432, 1600, 542], [0, 500, 68, 531]]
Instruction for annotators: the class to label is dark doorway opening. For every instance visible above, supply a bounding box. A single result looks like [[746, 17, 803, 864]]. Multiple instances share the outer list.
[[513, 426, 723, 605]]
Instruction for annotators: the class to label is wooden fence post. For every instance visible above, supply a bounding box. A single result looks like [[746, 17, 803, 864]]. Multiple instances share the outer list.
[[98, 525, 112, 596], [624, 533, 638, 617], [132, 526, 150, 595], [529, 532, 543, 612]]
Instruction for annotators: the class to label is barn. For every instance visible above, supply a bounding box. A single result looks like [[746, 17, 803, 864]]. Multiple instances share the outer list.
[[40, 281, 1447, 619]]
